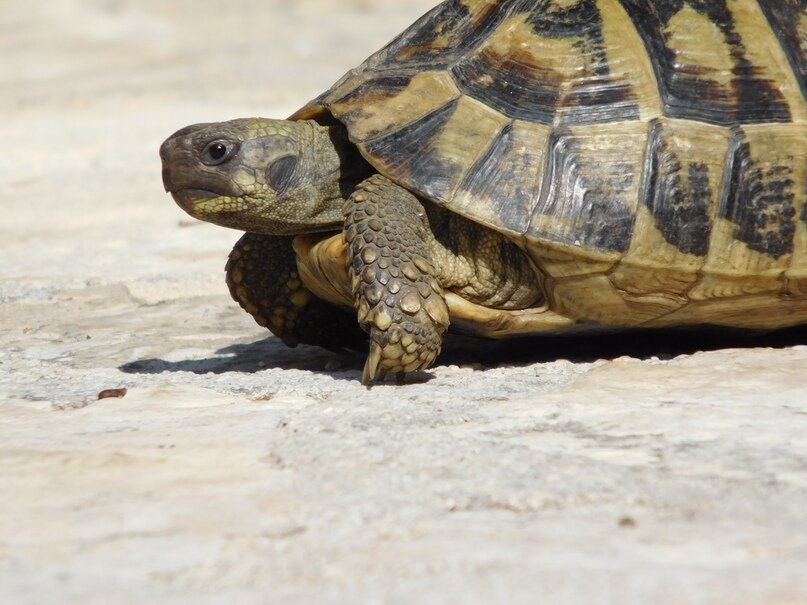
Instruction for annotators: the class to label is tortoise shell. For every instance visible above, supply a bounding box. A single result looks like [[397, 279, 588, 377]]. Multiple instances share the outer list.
[[293, 0, 807, 332]]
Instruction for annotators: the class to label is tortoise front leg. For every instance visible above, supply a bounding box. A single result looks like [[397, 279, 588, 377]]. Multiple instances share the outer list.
[[343, 175, 450, 384], [226, 232, 366, 351]]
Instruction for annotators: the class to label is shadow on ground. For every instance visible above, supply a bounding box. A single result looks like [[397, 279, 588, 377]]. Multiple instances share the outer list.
[[120, 337, 362, 378], [120, 324, 807, 378], [441, 324, 807, 365]]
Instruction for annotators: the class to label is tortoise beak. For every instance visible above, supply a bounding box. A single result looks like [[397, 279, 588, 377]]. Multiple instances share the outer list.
[[160, 124, 236, 199], [161, 165, 174, 193], [159, 136, 179, 193], [159, 123, 215, 193]]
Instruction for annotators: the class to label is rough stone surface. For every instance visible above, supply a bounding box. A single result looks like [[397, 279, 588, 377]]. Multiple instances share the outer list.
[[2, 2, 806, 604]]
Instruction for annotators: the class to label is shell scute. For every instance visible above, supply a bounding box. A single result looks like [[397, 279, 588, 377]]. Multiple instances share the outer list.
[[450, 2, 642, 126], [617, 0, 804, 124]]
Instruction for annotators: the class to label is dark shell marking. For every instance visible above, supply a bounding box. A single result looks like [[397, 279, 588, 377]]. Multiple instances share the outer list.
[[531, 126, 639, 253], [756, 0, 807, 99], [618, 0, 794, 124], [455, 122, 544, 236], [451, 0, 640, 125], [722, 130, 799, 260], [362, 100, 463, 203], [380, 0, 511, 69], [642, 120, 714, 257]]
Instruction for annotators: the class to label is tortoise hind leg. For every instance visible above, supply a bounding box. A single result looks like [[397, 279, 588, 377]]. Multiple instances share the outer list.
[[226, 233, 366, 351]]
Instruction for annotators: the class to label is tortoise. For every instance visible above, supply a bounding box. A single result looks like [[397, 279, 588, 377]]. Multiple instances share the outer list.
[[160, 0, 807, 384]]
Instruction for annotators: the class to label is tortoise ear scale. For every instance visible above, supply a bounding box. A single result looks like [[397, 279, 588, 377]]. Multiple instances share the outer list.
[[266, 155, 299, 192]]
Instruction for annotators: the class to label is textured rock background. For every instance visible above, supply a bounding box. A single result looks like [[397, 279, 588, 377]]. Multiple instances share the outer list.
[[2, 2, 806, 603]]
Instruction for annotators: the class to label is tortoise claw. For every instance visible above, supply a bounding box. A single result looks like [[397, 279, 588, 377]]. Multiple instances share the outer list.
[[362, 343, 382, 385]]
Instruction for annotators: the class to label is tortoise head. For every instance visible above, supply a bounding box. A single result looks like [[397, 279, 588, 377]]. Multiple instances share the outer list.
[[160, 118, 356, 235]]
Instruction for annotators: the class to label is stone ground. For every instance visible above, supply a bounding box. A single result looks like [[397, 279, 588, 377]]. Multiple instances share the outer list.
[[2, 2, 806, 604]]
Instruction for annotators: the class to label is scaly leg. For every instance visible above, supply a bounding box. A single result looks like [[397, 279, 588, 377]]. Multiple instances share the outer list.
[[226, 232, 366, 351], [343, 175, 450, 383]]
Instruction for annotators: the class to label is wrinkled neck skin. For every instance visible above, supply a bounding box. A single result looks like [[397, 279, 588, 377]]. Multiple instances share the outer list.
[[280, 122, 355, 234], [241, 121, 367, 236]]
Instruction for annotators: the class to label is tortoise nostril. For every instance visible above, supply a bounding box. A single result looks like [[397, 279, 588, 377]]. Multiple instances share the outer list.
[[160, 122, 212, 162]]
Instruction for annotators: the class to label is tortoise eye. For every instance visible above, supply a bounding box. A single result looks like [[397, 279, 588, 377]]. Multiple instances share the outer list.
[[202, 140, 237, 165]]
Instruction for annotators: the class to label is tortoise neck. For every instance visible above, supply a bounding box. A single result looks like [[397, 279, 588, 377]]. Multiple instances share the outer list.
[[309, 121, 375, 205]]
